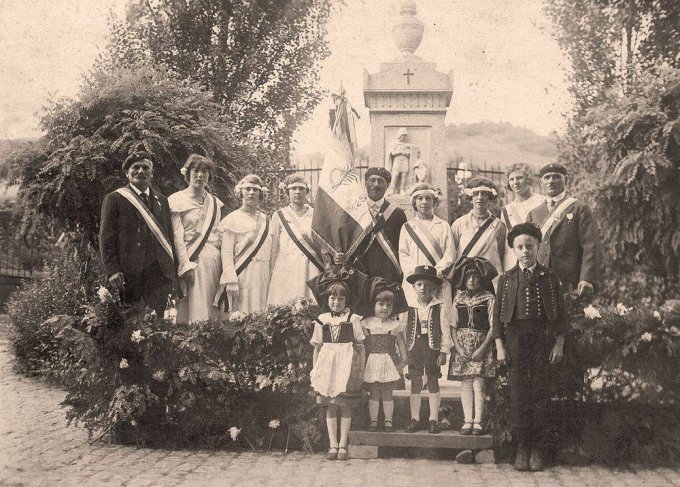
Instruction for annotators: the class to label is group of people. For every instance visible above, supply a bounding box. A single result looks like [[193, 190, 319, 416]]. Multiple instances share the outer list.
[[99, 151, 601, 471]]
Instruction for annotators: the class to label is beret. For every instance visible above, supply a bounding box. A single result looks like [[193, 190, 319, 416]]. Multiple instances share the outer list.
[[122, 151, 153, 171], [539, 163, 567, 178], [364, 167, 392, 184], [508, 222, 543, 248]]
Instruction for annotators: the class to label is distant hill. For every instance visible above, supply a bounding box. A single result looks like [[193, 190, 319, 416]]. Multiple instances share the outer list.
[[292, 122, 558, 172], [445, 122, 558, 172]]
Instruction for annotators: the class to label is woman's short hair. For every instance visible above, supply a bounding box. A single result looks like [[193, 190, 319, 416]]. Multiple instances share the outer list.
[[410, 183, 441, 211], [235, 174, 267, 201], [464, 177, 498, 200], [284, 174, 310, 192], [325, 282, 350, 302], [505, 163, 533, 192], [182, 154, 215, 184]]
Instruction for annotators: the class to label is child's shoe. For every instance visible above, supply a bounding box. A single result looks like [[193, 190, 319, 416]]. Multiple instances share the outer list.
[[428, 420, 442, 434], [513, 443, 530, 471], [337, 447, 348, 461], [383, 421, 394, 433], [368, 421, 378, 432], [406, 419, 420, 433], [472, 422, 484, 436], [326, 447, 338, 460], [459, 422, 473, 435], [529, 447, 544, 471]]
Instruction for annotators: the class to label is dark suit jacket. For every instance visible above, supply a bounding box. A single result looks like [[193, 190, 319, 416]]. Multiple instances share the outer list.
[[527, 197, 602, 290], [352, 200, 407, 284], [99, 184, 175, 281], [493, 263, 567, 339]]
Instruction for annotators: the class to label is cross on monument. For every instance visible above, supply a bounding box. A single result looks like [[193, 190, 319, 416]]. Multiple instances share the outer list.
[[403, 69, 414, 85]]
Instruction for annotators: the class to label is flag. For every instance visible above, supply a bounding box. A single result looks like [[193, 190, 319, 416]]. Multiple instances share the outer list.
[[311, 88, 372, 264]]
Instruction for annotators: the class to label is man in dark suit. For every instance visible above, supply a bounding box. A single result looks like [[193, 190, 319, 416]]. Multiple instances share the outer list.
[[351, 167, 407, 285], [99, 152, 175, 316], [527, 163, 602, 299]]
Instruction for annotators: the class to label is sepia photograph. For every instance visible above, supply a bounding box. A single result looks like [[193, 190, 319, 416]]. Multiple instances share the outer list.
[[1, 0, 679, 485]]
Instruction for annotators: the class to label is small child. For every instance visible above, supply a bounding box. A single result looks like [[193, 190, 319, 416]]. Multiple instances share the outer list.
[[494, 222, 567, 472], [447, 257, 498, 436], [361, 279, 409, 432], [309, 264, 366, 461], [402, 265, 452, 434]]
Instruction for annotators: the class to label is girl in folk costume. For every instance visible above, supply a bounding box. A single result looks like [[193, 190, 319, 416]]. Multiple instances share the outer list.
[[267, 175, 323, 306], [308, 260, 368, 461], [398, 183, 456, 309], [501, 163, 544, 271], [214, 174, 272, 314], [360, 279, 409, 433], [169, 155, 225, 322], [450, 178, 506, 288], [448, 257, 497, 436]]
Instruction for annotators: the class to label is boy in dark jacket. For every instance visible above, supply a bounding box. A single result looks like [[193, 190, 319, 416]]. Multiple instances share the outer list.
[[494, 222, 567, 472]]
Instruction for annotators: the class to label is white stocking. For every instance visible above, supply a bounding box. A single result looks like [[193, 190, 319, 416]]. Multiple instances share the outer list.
[[461, 378, 474, 424]]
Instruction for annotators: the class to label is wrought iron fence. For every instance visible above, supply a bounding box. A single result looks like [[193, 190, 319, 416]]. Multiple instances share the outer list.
[[0, 237, 34, 278]]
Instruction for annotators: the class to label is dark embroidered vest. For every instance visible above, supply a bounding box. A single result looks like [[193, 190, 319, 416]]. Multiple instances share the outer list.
[[320, 320, 355, 343], [456, 303, 490, 332], [513, 269, 546, 321], [405, 304, 442, 351]]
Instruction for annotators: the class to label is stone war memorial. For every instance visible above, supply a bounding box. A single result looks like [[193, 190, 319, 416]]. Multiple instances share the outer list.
[[364, 0, 453, 220]]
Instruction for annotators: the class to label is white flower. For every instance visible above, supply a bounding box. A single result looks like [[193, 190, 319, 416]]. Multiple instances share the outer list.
[[228, 426, 241, 441], [293, 297, 308, 313], [583, 305, 602, 319], [153, 370, 166, 382], [256, 374, 272, 390], [119, 358, 129, 369], [278, 181, 286, 191], [653, 311, 662, 320], [131, 330, 144, 343], [640, 332, 653, 342], [180, 167, 188, 175], [616, 303, 631, 316], [97, 285, 113, 303], [130, 420, 137, 426], [287, 363, 294, 371], [269, 419, 280, 429], [230, 311, 246, 321]]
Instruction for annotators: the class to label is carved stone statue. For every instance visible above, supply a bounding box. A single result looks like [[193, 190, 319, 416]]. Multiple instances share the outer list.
[[386, 127, 421, 195]]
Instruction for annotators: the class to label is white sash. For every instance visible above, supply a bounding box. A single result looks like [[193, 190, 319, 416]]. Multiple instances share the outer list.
[[466, 218, 502, 258], [541, 197, 578, 241], [115, 187, 173, 259], [186, 194, 216, 259]]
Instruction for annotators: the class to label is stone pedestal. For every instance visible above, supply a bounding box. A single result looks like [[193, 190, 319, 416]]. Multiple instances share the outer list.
[[363, 1, 453, 220]]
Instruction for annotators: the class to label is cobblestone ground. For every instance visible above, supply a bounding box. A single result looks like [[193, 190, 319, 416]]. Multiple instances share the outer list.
[[1, 337, 679, 486]]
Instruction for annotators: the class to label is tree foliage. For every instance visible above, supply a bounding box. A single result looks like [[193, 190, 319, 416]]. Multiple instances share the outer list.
[[12, 67, 260, 245], [546, 0, 680, 114], [103, 0, 335, 159], [556, 66, 680, 302]]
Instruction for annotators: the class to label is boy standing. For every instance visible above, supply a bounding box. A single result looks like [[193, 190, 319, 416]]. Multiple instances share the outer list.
[[403, 265, 452, 434], [494, 223, 567, 471]]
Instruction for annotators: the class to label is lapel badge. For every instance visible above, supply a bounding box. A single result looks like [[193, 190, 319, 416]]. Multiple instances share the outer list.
[[566, 213, 573, 222]]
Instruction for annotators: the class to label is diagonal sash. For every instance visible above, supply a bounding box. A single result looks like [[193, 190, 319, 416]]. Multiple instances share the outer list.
[[277, 208, 325, 272], [403, 221, 442, 267], [501, 207, 513, 229], [358, 201, 401, 274], [116, 187, 173, 259], [541, 197, 577, 242], [187, 194, 217, 262], [461, 216, 499, 259], [234, 215, 270, 276]]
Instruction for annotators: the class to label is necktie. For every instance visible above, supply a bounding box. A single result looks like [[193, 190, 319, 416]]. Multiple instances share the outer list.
[[523, 268, 532, 281], [140, 192, 150, 208], [548, 199, 556, 210]]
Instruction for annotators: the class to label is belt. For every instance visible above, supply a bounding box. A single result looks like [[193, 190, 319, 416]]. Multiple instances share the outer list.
[[458, 323, 490, 332]]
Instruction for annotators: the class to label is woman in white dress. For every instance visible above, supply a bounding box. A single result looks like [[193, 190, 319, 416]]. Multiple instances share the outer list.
[[267, 175, 322, 306], [398, 183, 456, 309], [169, 154, 225, 322], [501, 163, 543, 271], [215, 174, 272, 315]]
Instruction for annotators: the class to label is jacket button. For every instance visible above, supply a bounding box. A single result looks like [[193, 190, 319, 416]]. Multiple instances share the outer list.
[[137, 243, 142, 247]]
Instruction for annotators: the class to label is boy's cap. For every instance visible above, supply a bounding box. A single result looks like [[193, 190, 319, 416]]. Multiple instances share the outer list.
[[539, 163, 567, 178], [406, 265, 442, 285], [508, 222, 543, 248]]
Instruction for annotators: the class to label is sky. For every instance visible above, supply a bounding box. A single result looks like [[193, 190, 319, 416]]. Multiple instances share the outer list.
[[0, 0, 573, 150]]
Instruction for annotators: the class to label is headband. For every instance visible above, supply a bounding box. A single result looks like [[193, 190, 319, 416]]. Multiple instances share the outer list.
[[463, 186, 497, 197], [287, 182, 308, 190], [411, 189, 438, 199]]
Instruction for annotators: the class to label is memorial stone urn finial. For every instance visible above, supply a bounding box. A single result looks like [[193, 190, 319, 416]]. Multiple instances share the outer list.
[[392, 0, 424, 57]]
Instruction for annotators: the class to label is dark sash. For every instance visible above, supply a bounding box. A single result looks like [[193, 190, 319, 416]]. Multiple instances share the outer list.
[[235, 217, 270, 276], [277, 209, 324, 272], [460, 216, 495, 258], [188, 194, 218, 262], [403, 222, 438, 267]]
